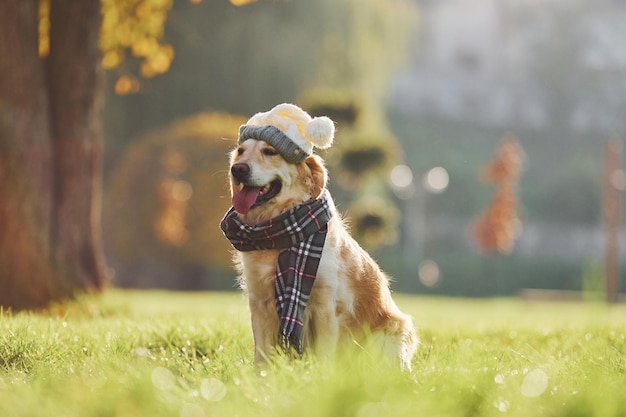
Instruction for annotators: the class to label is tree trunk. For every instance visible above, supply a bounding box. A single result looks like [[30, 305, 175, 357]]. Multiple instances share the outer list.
[[47, 0, 106, 291], [0, 0, 106, 309]]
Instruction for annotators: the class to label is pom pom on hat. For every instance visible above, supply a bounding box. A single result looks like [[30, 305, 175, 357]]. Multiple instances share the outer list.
[[238, 103, 335, 163], [306, 116, 334, 149]]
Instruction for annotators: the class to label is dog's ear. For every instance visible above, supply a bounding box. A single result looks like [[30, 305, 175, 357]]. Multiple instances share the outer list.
[[304, 155, 327, 199]]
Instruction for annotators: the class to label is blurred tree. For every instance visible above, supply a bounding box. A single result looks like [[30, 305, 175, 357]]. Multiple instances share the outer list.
[[299, 0, 414, 249], [100, 0, 175, 91], [0, 0, 215, 308], [100, 0, 255, 92], [301, 93, 403, 250], [0, 0, 104, 309], [471, 135, 525, 254], [603, 138, 622, 304], [104, 113, 245, 289]]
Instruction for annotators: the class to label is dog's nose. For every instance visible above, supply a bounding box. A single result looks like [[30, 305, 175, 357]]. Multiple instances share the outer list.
[[231, 163, 250, 182]]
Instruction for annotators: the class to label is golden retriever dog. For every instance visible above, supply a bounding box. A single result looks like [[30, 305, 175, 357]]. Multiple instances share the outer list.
[[220, 104, 418, 370]]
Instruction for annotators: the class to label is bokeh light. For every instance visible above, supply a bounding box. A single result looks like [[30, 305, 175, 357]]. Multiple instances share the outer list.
[[151, 366, 176, 391], [521, 369, 549, 398], [389, 164, 415, 199], [180, 402, 205, 417], [423, 166, 449, 194], [418, 260, 441, 288], [201, 378, 227, 402]]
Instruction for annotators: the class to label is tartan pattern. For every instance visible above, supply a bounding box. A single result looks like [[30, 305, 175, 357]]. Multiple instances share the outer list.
[[220, 193, 332, 355]]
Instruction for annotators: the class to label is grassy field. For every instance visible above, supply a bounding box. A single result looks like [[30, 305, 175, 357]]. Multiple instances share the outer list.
[[1, 290, 625, 417]]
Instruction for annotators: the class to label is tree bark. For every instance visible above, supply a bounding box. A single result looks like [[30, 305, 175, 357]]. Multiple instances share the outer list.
[[0, 0, 106, 309], [48, 0, 106, 291], [0, 0, 56, 308]]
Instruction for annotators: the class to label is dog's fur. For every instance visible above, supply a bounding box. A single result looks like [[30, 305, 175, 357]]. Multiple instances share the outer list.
[[228, 138, 418, 369]]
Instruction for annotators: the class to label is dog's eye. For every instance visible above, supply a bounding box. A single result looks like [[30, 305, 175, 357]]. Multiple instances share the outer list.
[[262, 148, 279, 156], [236, 147, 244, 156]]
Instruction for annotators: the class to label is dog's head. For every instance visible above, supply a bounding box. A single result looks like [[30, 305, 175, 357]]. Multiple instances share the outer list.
[[227, 103, 334, 224], [228, 139, 328, 225]]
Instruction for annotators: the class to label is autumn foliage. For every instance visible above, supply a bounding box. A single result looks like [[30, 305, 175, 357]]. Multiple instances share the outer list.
[[40, 0, 259, 95], [471, 135, 525, 254], [103, 112, 246, 288]]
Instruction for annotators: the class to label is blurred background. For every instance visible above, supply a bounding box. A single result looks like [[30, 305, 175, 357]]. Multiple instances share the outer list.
[[101, 0, 626, 298]]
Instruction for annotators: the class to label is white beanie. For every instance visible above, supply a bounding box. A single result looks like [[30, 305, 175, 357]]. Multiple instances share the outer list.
[[238, 103, 335, 163]]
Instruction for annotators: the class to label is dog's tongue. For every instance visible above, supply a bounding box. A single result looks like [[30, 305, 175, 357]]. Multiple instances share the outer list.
[[232, 186, 261, 214]]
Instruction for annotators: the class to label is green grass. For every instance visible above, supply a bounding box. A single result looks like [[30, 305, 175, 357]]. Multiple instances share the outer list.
[[1, 290, 625, 417]]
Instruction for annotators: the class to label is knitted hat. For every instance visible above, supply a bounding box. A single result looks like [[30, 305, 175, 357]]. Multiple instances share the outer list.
[[238, 103, 335, 163]]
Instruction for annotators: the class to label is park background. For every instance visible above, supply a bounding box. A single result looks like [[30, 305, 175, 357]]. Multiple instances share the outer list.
[[101, 0, 626, 299], [2, 4, 626, 415], [2, 0, 625, 307]]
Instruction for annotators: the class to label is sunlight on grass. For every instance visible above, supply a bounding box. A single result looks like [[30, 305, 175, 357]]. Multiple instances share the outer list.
[[1, 290, 625, 417]]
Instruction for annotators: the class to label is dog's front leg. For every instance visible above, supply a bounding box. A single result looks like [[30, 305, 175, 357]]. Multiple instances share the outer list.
[[308, 301, 340, 360], [314, 322, 339, 360], [248, 296, 279, 363]]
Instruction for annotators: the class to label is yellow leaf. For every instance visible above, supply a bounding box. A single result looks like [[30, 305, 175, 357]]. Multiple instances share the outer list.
[[114, 75, 140, 95], [131, 37, 158, 58], [135, 2, 152, 18], [99, 0, 176, 79], [38, 0, 50, 58], [148, 46, 173, 74], [140, 61, 157, 78], [161, 44, 174, 60], [149, 0, 173, 9], [229, 0, 257, 6], [102, 49, 123, 69]]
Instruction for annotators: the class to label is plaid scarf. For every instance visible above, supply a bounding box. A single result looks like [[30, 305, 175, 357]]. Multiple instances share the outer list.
[[219, 193, 333, 356]]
